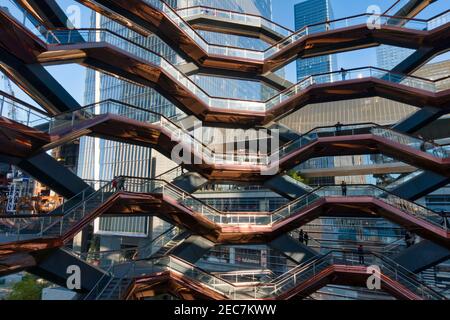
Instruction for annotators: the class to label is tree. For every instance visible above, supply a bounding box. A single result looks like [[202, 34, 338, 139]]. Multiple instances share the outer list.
[[6, 275, 45, 300], [288, 170, 309, 184]]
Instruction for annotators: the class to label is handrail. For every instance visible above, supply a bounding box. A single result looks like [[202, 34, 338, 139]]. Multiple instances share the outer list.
[[154, 165, 185, 179], [73, 226, 179, 262], [0, 89, 380, 128], [2, 7, 449, 109], [106, 177, 449, 230], [176, 5, 294, 34], [4, 1, 450, 67], [273, 122, 380, 158], [4, 176, 445, 230], [3, 182, 99, 234], [3, 90, 449, 167], [84, 262, 114, 300], [129, 250, 445, 299], [42, 29, 450, 102], [267, 67, 448, 107], [47, 99, 213, 152], [175, 3, 450, 53], [213, 270, 275, 285], [0, 94, 217, 155], [93, 1, 450, 58], [79, 227, 185, 300], [133, 1, 450, 55], [294, 231, 407, 254], [45, 21, 450, 100], [133, 226, 182, 259], [105, 265, 134, 300], [3, 178, 446, 242], [0, 179, 114, 239], [38, 179, 115, 235], [139, 249, 440, 297], [373, 250, 419, 279], [255, 249, 442, 297], [0, 90, 49, 116]]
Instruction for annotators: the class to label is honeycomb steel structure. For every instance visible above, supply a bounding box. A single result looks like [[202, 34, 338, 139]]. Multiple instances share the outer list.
[[0, 0, 449, 300]]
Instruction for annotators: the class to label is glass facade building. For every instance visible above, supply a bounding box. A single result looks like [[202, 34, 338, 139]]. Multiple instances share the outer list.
[[79, 1, 179, 241], [376, 46, 415, 70], [294, 0, 337, 81]]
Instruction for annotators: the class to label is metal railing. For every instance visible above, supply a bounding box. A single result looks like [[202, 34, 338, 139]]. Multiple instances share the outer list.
[[251, 250, 444, 300], [212, 270, 276, 284], [84, 263, 115, 300], [105, 250, 445, 300], [74, 226, 183, 266], [94, 178, 450, 230], [289, 229, 406, 255], [0, 179, 116, 241], [3, 2, 450, 114], [2, 177, 447, 242], [4, 0, 449, 64], [2, 90, 448, 168], [177, 6, 293, 38], [81, 227, 185, 300], [141, 0, 450, 61]]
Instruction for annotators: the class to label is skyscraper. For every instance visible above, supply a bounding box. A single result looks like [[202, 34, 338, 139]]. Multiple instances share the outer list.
[[178, 0, 271, 17], [294, 0, 337, 80], [376, 46, 415, 70]]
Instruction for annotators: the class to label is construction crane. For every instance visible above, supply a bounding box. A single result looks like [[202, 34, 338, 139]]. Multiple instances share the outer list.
[[0, 72, 17, 120], [0, 72, 21, 214]]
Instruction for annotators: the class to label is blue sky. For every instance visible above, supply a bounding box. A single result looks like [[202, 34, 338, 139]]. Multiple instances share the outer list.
[[6, 0, 450, 108]]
